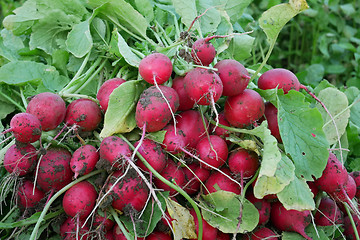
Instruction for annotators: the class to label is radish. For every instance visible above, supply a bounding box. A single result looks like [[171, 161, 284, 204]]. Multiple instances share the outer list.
[[183, 162, 210, 195], [26, 92, 66, 131], [172, 75, 195, 111], [153, 160, 185, 195], [343, 214, 360, 240], [191, 38, 216, 66], [162, 123, 188, 154], [183, 67, 223, 106], [142, 231, 172, 240], [244, 227, 279, 240], [329, 174, 356, 204], [350, 171, 360, 198], [139, 53, 173, 85], [270, 201, 311, 240], [4, 143, 37, 176], [65, 98, 102, 132], [62, 181, 98, 219], [37, 147, 73, 192], [195, 135, 228, 170], [99, 136, 132, 171], [134, 138, 167, 174], [60, 216, 90, 240], [204, 167, 241, 195], [17, 180, 45, 209], [97, 78, 126, 112], [93, 210, 114, 232], [264, 102, 281, 143], [2, 113, 42, 143], [135, 85, 179, 132], [214, 59, 250, 96], [70, 144, 99, 178], [228, 148, 259, 180], [246, 191, 271, 226], [257, 68, 301, 93], [189, 208, 218, 240], [307, 181, 319, 198], [105, 231, 115, 240], [224, 89, 265, 128], [210, 112, 231, 144], [314, 197, 343, 226], [108, 169, 149, 213], [216, 231, 231, 240]]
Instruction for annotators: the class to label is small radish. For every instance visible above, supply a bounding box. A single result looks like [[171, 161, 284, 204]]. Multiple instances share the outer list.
[[246, 191, 271, 226], [328, 174, 356, 204], [195, 135, 228, 170], [65, 98, 102, 132], [314, 197, 343, 226], [99, 136, 132, 171], [191, 38, 216, 66], [210, 112, 231, 144], [172, 76, 195, 111], [204, 167, 241, 195], [17, 180, 45, 209], [270, 201, 311, 240], [113, 224, 129, 240], [4, 143, 37, 176], [26, 92, 66, 131], [70, 144, 99, 178], [214, 59, 250, 96], [224, 89, 265, 128], [257, 68, 301, 94], [244, 227, 279, 240], [143, 231, 172, 240], [183, 162, 210, 195], [343, 214, 360, 240], [162, 123, 187, 154], [350, 171, 360, 198], [228, 148, 259, 180], [153, 160, 185, 195], [134, 138, 167, 174], [189, 208, 218, 240], [307, 181, 319, 198], [216, 231, 231, 240], [135, 85, 179, 132], [264, 102, 282, 143], [139, 53, 173, 85], [93, 210, 114, 232], [184, 67, 223, 106], [60, 216, 90, 240], [97, 78, 126, 112]]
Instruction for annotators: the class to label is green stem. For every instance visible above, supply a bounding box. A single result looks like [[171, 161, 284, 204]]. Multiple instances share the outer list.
[[61, 93, 99, 103], [75, 60, 107, 94], [0, 205, 16, 223], [344, 203, 360, 240], [119, 135, 204, 240], [110, 207, 134, 240], [29, 169, 105, 240], [0, 90, 26, 112]]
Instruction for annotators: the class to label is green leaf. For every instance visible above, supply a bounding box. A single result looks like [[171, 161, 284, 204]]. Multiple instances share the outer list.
[[344, 87, 360, 129], [196, 0, 221, 34], [100, 80, 145, 138], [224, 0, 253, 23], [0, 29, 24, 61], [134, 0, 154, 23], [277, 90, 329, 180], [282, 232, 306, 240], [172, 0, 201, 34], [0, 100, 15, 120], [201, 191, 259, 233], [225, 34, 255, 61], [112, 29, 141, 67], [66, 19, 93, 58], [316, 87, 350, 145]]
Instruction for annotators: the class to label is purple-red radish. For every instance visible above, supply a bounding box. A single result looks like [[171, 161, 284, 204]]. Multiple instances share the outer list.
[[134, 138, 167, 174], [153, 160, 185, 195], [37, 147, 73, 192], [62, 181, 97, 219], [264, 102, 282, 143], [172, 75, 195, 111], [3, 113, 42, 143], [4, 143, 37, 176], [108, 170, 149, 213], [93, 210, 114, 232], [97, 78, 126, 112], [228, 148, 259, 180], [142, 231, 172, 240], [214, 59, 250, 96], [203, 167, 241, 195], [162, 123, 188, 154], [257, 68, 301, 94], [307, 181, 319, 198], [65, 98, 102, 132], [195, 135, 228, 170], [191, 38, 216, 66], [216, 231, 231, 240], [189, 208, 218, 240], [113, 224, 127, 240], [26, 92, 66, 131], [350, 171, 360, 198], [246, 191, 271, 226], [70, 144, 99, 178], [17, 180, 45, 209], [60, 216, 90, 240], [210, 112, 231, 144], [183, 162, 210, 195], [139, 53, 173, 85], [329, 174, 356, 204], [135, 85, 179, 132], [183, 67, 223, 106], [270, 201, 311, 240], [314, 197, 343, 226], [99, 136, 132, 171], [243, 227, 279, 240], [105, 231, 115, 240], [343, 214, 360, 240], [224, 89, 265, 128]]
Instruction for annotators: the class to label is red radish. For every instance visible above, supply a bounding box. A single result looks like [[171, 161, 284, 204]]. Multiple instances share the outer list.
[[244, 227, 279, 240], [37, 147, 73, 192], [162, 123, 187, 154], [216, 231, 231, 240], [189, 208, 218, 240], [270, 201, 311, 240], [4, 143, 37, 176], [246, 191, 271, 226], [70, 144, 99, 178], [314, 197, 343, 226], [62, 181, 97, 219], [17, 180, 45, 209], [195, 135, 228, 170], [99, 136, 132, 170], [224, 89, 265, 128], [191, 38, 216, 66], [139, 53, 173, 85], [214, 59, 250, 96], [210, 112, 231, 144], [135, 85, 179, 132], [183, 162, 210, 195], [343, 214, 360, 240], [105, 231, 115, 240], [228, 148, 259, 179], [153, 160, 185, 195], [172, 76, 195, 111], [329, 174, 356, 204], [93, 210, 114, 232], [257, 68, 301, 94], [204, 167, 241, 195], [65, 98, 102, 132], [134, 138, 167, 174], [60, 217, 90, 240], [307, 181, 319, 198], [184, 67, 223, 105], [108, 170, 149, 213], [113, 224, 128, 240], [26, 92, 66, 131], [97, 78, 126, 112], [264, 102, 282, 143], [4, 113, 42, 143], [350, 171, 360, 198], [143, 231, 172, 240]]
